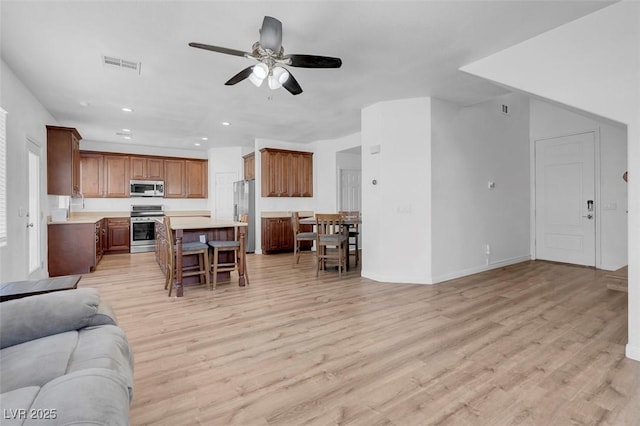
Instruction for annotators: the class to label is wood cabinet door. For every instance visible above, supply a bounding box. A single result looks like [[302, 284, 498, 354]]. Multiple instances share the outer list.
[[147, 158, 164, 179], [129, 157, 146, 180], [301, 153, 313, 197], [72, 135, 81, 196], [289, 152, 301, 197], [276, 151, 291, 197], [80, 153, 104, 197], [280, 218, 294, 250], [48, 223, 95, 276], [185, 160, 207, 198], [164, 159, 185, 198], [104, 155, 130, 197], [243, 153, 255, 180], [107, 219, 130, 252], [261, 151, 277, 197]]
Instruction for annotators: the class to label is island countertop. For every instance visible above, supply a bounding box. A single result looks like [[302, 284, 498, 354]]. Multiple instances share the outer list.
[[169, 216, 248, 230]]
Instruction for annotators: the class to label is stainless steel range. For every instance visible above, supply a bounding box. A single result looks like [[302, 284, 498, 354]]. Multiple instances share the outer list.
[[130, 205, 164, 253]]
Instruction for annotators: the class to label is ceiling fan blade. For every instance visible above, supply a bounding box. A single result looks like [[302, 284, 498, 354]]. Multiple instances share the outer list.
[[259, 16, 282, 52], [188, 42, 250, 58], [282, 71, 303, 95], [224, 66, 255, 86], [284, 54, 342, 68]]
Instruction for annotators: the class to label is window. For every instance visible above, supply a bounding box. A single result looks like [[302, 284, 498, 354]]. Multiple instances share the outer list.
[[0, 108, 6, 246]]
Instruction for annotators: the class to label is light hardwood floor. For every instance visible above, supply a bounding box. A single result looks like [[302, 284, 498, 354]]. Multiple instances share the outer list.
[[79, 252, 640, 425]]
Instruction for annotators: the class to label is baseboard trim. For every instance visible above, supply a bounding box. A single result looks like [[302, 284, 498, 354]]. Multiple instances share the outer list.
[[361, 270, 433, 285], [431, 255, 532, 284], [626, 343, 640, 361]]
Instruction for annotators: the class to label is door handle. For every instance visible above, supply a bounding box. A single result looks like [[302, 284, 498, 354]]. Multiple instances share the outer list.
[[582, 214, 593, 220], [26, 222, 34, 228]]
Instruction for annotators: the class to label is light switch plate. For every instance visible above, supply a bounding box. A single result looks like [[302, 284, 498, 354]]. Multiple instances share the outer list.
[[199, 234, 206, 243]]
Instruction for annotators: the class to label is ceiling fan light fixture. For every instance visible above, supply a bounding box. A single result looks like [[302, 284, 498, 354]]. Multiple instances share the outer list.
[[248, 73, 264, 87], [252, 63, 268, 79], [268, 67, 290, 90]]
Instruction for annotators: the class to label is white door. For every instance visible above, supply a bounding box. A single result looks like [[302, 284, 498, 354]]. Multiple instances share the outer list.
[[339, 169, 361, 212], [214, 172, 237, 220], [27, 141, 43, 277], [535, 132, 595, 266]]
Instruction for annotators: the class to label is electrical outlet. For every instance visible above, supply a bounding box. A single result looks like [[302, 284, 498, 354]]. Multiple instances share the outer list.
[[199, 234, 206, 243]]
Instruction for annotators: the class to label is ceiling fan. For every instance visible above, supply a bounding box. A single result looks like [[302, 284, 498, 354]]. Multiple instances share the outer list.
[[189, 16, 342, 95]]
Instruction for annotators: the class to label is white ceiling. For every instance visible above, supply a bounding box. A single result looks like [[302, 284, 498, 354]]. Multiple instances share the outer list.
[[1, 1, 615, 152]]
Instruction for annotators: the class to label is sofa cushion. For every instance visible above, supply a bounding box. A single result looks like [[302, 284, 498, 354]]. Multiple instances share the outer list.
[[0, 288, 104, 349], [68, 325, 134, 400], [0, 386, 40, 426], [0, 331, 78, 393], [25, 368, 130, 426]]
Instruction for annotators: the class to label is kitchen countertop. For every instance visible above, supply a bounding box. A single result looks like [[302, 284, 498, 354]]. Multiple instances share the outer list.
[[261, 210, 314, 218], [48, 210, 211, 224]]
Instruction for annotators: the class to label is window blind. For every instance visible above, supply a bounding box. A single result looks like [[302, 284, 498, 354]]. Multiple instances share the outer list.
[[0, 108, 7, 246]]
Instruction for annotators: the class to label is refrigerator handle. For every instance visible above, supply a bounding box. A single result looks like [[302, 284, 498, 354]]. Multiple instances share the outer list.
[[233, 204, 238, 221]]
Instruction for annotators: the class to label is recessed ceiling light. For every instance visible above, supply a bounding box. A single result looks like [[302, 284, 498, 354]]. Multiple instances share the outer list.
[[221, 122, 230, 126], [79, 101, 90, 107], [121, 107, 133, 112], [201, 137, 208, 141], [123, 136, 131, 140], [194, 142, 201, 146], [121, 128, 131, 132]]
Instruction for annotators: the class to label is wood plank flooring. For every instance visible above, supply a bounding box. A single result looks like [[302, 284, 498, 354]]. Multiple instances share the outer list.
[[79, 253, 640, 425]]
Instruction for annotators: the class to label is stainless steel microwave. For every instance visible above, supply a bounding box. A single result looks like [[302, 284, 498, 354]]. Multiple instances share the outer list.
[[130, 180, 164, 197]]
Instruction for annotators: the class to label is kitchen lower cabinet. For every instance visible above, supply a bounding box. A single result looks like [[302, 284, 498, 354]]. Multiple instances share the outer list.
[[261, 217, 313, 254], [106, 218, 131, 253], [48, 223, 97, 277]]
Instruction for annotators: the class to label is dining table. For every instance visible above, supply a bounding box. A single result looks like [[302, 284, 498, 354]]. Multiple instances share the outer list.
[[299, 215, 361, 271], [170, 217, 248, 297]]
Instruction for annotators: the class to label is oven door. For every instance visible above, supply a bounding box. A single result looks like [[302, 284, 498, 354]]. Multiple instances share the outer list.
[[130, 219, 157, 252]]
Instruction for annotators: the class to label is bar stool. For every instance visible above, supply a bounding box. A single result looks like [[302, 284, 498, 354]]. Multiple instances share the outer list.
[[164, 216, 210, 296], [208, 215, 247, 290]]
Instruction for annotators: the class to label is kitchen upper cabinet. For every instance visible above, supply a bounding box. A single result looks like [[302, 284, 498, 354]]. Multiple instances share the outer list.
[[47, 126, 82, 196], [130, 156, 164, 180], [260, 148, 313, 197], [80, 152, 104, 197], [185, 160, 207, 198], [104, 155, 130, 198], [164, 159, 185, 198], [243, 152, 255, 180]]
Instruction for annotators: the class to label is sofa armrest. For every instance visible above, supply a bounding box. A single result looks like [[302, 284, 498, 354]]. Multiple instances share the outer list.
[[0, 288, 109, 349]]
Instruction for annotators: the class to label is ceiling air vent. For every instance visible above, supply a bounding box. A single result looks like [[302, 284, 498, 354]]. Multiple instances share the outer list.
[[103, 55, 141, 74]]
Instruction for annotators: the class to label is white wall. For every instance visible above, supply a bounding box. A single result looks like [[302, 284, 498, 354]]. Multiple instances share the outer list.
[[530, 98, 628, 271], [431, 94, 531, 282], [361, 98, 432, 284], [460, 1, 640, 360], [0, 59, 55, 281]]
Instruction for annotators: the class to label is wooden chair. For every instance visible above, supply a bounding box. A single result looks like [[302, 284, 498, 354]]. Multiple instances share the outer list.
[[315, 213, 348, 278], [292, 211, 317, 265], [207, 215, 246, 289], [164, 216, 210, 297], [339, 210, 360, 267]]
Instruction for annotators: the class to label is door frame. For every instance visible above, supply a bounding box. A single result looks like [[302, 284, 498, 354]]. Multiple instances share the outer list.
[[531, 129, 602, 268], [26, 137, 45, 279]]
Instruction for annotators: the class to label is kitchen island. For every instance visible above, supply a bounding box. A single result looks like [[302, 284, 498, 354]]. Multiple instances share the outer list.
[[169, 217, 248, 297]]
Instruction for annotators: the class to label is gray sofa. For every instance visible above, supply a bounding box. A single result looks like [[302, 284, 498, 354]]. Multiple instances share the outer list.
[[0, 288, 133, 425]]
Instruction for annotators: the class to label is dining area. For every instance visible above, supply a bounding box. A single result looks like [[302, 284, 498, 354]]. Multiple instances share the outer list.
[[156, 210, 361, 297], [295, 211, 362, 277]]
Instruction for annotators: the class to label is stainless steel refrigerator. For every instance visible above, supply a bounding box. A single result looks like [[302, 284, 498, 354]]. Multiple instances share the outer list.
[[233, 180, 255, 253]]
